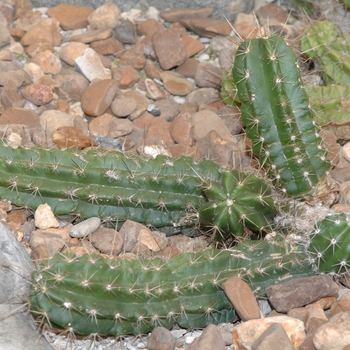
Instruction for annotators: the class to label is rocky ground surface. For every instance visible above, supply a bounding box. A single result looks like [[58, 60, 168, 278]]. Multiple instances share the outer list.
[[2, 0, 350, 349]]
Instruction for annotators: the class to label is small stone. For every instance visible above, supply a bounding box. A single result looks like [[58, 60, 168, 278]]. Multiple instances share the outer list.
[[194, 61, 223, 88], [137, 18, 162, 36], [69, 28, 113, 44], [0, 107, 41, 134], [55, 69, 89, 100], [187, 324, 225, 350], [39, 110, 74, 135], [176, 58, 199, 79], [119, 42, 145, 70], [0, 22, 11, 49], [147, 327, 176, 350], [138, 229, 168, 252], [159, 8, 213, 22], [15, 10, 41, 32], [52, 126, 96, 149], [159, 71, 194, 96], [222, 276, 261, 321], [287, 307, 310, 324], [266, 275, 340, 313], [59, 42, 88, 66], [88, 2, 120, 29], [111, 94, 137, 117], [30, 231, 64, 258], [31, 50, 61, 75], [144, 59, 162, 80], [182, 34, 205, 57], [180, 18, 232, 38], [256, 4, 289, 26], [112, 64, 140, 89], [130, 241, 152, 257], [153, 98, 181, 122], [25, 41, 53, 58], [330, 300, 350, 316], [0, 47, 12, 60], [115, 19, 137, 44], [90, 36, 123, 56], [89, 226, 124, 255], [146, 116, 174, 147], [21, 84, 53, 106], [7, 210, 27, 226], [20, 18, 61, 47], [217, 105, 243, 135], [108, 117, 133, 138], [89, 113, 115, 138], [252, 323, 294, 350], [119, 220, 145, 252], [313, 312, 350, 350], [300, 317, 327, 350], [152, 29, 187, 70], [170, 112, 193, 146], [75, 48, 111, 81], [313, 296, 338, 310], [122, 90, 148, 120], [81, 79, 118, 117], [144, 78, 166, 100], [186, 87, 219, 109], [233, 13, 259, 39], [132, 112, 155, 131], [70, 217, 101, 238], [233, 316, 306, 350]]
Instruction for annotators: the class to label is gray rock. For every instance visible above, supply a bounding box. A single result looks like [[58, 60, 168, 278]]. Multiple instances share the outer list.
[[147, 327, 176, 350], [70, 217, 101, 238]]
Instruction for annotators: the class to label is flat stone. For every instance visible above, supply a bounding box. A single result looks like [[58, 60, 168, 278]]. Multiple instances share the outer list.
[[20, 18, 61, 46], [194, 61, 223, 88], [108, 117, 133, 138], [152, 29, 187, 70], [70, 217, 101, 238], [89, 113, 115, 138], [233, 12, 259, 39], [89, 226, 124, 255], [0, 107, 41, 134], [176, 58, 199, 79], [81, 79, 118, 117], [75, 48, 111, 81], [153, 98, 180, 122], [186, 87, 219, 109], [59, 42, 88, 66], [118, 220, 145, 252], [39, 110, 74, 135], [146, 116, 174, 147], [233, 316, 305, 350], [87, 2, 120, 29], [34, 203, 59, 229], [0, 22, 11, 49], [170, 112, 193, 146], [180, 18, 232, 38], [119, 42, 145, 70], [112, 64, 140, 89], [187, 324, 225, 350], [111, 94, 138, 117], [313, 312, 350, 350], [222, 276, 261, 321], [182, 34, 205, 57], [30, 230, 65, 257], [123, 90, 148, 120], [137, 18, 162, 36], [266, 275, 340, 313], [69, 28, 113, 44], [132, 112, 155, 131], [52, 126, 96, 149], [55, 69, 89, 100], [300, 317, 327, 350], [144, 59, 162, 80], [252, 323, 294, 350], [159, 8, 213, 22], [31, 50, 61, 74], [21, 83, 53, 105], [147, 327, 176, 350], [25, 41, 53, 58], [90, 36, 123, 56], [144, 78, 166, 100], [138, 229, 168, 252], [159, 71, 194, 96]]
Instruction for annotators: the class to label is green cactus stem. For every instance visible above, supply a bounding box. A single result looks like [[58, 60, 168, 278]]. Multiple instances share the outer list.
[[29, 238, 313, 336], [0, 141, 276, 238], [307, 213, 350, 275], [232, 35, 331, 197]]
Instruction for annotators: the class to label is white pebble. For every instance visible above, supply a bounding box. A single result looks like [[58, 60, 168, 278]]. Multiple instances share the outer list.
[[173, 96, 186, 104], [69, 217, 101, 238]]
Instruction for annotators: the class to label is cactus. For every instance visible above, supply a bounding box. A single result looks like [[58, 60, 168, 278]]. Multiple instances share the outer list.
[[220, 70, 239, 107], [306, 85, 350, 125], [300, 20, 350, 86], [307, 213, 350, 275], [0, 141, 276, 237], [29, 238, 313, 336], [232, 35, 331, 197]]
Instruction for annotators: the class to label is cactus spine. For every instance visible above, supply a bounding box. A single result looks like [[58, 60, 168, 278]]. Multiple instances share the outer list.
[[232, 35, 331, 196], [29, 239, 313, 336]]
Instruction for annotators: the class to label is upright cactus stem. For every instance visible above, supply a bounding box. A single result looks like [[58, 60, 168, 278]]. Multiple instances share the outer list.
[[232, 35, 331, 197]]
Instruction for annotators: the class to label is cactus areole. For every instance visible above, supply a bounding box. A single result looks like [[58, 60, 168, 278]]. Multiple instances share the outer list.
[[232, 35, 330, 196]]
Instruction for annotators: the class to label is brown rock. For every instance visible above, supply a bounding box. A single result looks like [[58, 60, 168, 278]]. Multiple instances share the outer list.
[[89, 113, 115, 138], [0, 107, 40, 134], [108, 117, 133, 138], [153, 98, 180, 122], [300, 317, 327, 350], [119, 43, 145, 70], [30, 231, 64, 257], [305, 303, 328, 329], [31, 50, 61, 74], [1, 80, 25, 109], [87, 2, 120, 29], [170, 112, 193, 146], [53, 126, 96, 150], [132, 112, 155, 131], [222, 276, 261, 321], [6, 210, 27, 226], [256, 4, 289, 26], [146, 116, 174, 147], [69, 28, 113, 44], [21, 84, 53, 105], [137, 18, 162, 36], [0, 61, 31, 88], [194, 61, 223, 88], [252, 323, 294, 350], [20, 18, 61, 47], [144, 59, 162, 80], [186, 87, 219, 109], [89, 226, 123, 255], [287, 307, 310, 324], [138, 229, 168, 252], [39, 110, 74, 134], [111, 94, 137, 117], [168, 144, 200, 160], [233, 316, 305, 350], [25, 41, 53, 58], [266, 275, 340, 313], [119, 220, 144, 252], [233, 13, 259, 39], [130, 241, 152, 258], [144, 79, 166, 100], [114, 19, 137, 44], [0, 1, 14, 25], [182, 34, 205, 58], [187, 324, 225, 350], [0, 21, 11, 49], [330, 300, 350, 316], [152, 29, 187, 70], [180, 18, 232, 38], [175, 58, 199, 79], [59, 42, 88, 66], [0, 47, 12, 60], [14, 0, 32, 20], [55, 69, 89, 100], [112, 64, 140, 89], [81, 79, 118, 117], [313, 296, 337, 310], [122, 90, 148, 120], [159, 8, 213, 22], [159, 71, 194, 96], [90, 36, 123, 56], [147, 327, 176, 350], [47, 4, 94, 31], [217, 105, 243, 136]]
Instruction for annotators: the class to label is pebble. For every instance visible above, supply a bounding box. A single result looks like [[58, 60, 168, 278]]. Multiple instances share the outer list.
[[159, 70, 194, 96], [39, 109, 74, 134], [89, 226, 124, 255], [21, 83, 53, 105], [138, 228, 168, 252], [112, 64, 140, 89], [147, 327, 176, 350], [31, 50, 62, 74], [69, 217, 101, 238], [34, 203, 59, 230], [111, 94, 138, 117], [87, 2, 120, 29], [169, 112, 194, 146], [187, 324, 226, 350]]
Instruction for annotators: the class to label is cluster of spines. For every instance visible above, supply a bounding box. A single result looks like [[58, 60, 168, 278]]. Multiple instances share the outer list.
[[29, 238, 313, 336], [232, 35, 330, 196]]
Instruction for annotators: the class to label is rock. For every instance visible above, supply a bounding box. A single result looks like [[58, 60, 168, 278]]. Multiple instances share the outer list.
[[145, 78, 166, 100], [75, 48, 111, 81], [130, 241, 152, 257], [1, 81, 26, 109], [111, 94, 138, 118], [115, 19, 137, 44], [187, 324, 225, 350], [176, 58, 200, 79], [300, 317, 327, 350], [138, 229, 168, 252], [147, 327, 176, 350], [217, 105, 243, 135], [146, 116, 174, 147], [30, 230, 65, 258], [233, 316, 306, 350], [112, 64, 140, 89], [55, 69, 89, 100], [81, 79, 118, 117], [313, 296, 337, 310], [252, 323, 294, 350], [194, 61, 223, 88], [186, 87, 219, 109], [39, 110, 74, 135], [15, 10, 41, 32], [87, 2, 120, 29], [233, 12, 259, 39], [266, 275, 340, 313], [59, 42, 88, 66], [330, 300, 350, 316], [69, 28, 113, 44], [255, 4, 289, 26], [89, 113, 115, 137], [182, 34, 205, 58], [144, 59, 162, 80], [287, 307, 310, 324], [20, 18, 61, 47], [90, 36, 123, 56], [222, 276, 261, 321], [123, 90, 148, 120], [70, 217, 101, 238], [137, 18, 162, 36], [89, 226, 124, 255], [180, 18, 232, 38], [107, 117, 133, 138], [34, 203, 59, 229], [0, 1, 14, 24], [159, 71, 194, 96], [0, 21, 11, 49], [170, 112, 194, 146], [53, 126, 96, 149], [119, 220, 145, 252], [31, 50, 61, 75], [152, 29, 187, 70], [313, 312, 350, 350], [0, 61, 32, 87], [153, 98, 180, 122], [159, 8, 213, 22], [25, 41, 53, 58], [21, 84, 53, 105], [47, 4, 94, 31]]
